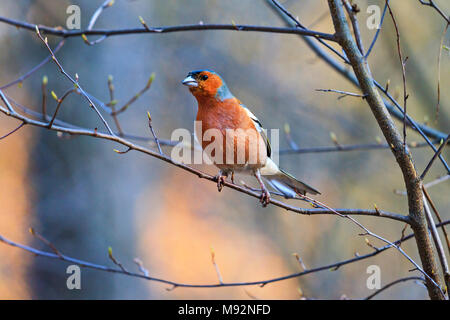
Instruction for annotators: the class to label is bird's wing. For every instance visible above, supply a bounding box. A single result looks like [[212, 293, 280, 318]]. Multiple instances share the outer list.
[[239, 104, 271, 158]]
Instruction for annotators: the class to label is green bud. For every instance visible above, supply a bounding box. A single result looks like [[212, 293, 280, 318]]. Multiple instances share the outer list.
[[51, 91, 58, 101]]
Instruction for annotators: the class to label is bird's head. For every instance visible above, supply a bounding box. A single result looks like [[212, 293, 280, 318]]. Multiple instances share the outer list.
[[182, 69, 233, 101]]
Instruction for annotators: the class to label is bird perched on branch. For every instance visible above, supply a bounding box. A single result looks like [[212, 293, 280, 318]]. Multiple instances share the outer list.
[[182, 69, 319, 206]]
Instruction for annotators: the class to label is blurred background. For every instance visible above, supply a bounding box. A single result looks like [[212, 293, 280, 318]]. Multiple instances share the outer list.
[[0, 0, 448, 299]]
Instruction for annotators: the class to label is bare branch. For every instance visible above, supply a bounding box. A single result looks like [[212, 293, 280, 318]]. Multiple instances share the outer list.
[[436, 23, 449, 120], [364, 276, 425, 300], [419, 0, 450, 24], [0, 16, 336, 42], [108, 247, 128, 273], [211, 248, 224, 284], [1, 221, 448, 290], [266, 0, 449, 154], [34, 26, 114, 135], [0, 39, 65, 90], [112, 73, 155, 116], [423, 193, 450, 294], [421, 134, 450, 180], [47, 88, 78, 128], [343, 0, 365, 55], [147, 111, 163, 155], [0, 121, 25, 141], [422, 187, 450, 256], [280, 140, 436, 155], [0, 94, 409, 223], [365, 1, 389, 58], [385, 1, 409, 151], [328, 0, 444, 299], [315, 88, 366, 99]]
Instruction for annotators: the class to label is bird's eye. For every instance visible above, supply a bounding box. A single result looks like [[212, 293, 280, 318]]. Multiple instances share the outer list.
[[201, 75, 208, 81]]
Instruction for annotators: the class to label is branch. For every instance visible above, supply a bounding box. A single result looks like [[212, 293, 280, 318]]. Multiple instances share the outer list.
[[0, 91, 409, 223], [0, 16, 336, 42], [419, 0, 450, 24], [363, 276, 425, 300], [385, 1, 409, 150], [265, 0, 448, 145], [343, 0, 365, 55], [0, 121, 25, 140], [280, 140, 437, 155], [423, 194, 450, 294], [421, 134, 450, 180], [315, 88, 366, 99], [365, 1, 389, 58], [422, 187, 450, 256], [328, 0, 444, 300], [0, 39, 65, 90], [1, 220, 448, 291], [34, 26, 114, 135], [47, 88, 78, 128]]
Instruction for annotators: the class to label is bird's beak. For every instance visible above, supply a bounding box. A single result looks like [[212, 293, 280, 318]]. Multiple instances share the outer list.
[[182, 75, 198, 87]]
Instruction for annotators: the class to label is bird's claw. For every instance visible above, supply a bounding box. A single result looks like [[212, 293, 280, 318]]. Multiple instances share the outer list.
[[215, 174, 226, 192], [260, 189, 270, 207]]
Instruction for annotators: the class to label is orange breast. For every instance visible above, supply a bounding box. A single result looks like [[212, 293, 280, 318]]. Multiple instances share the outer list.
[[195, 97, 267, 169]]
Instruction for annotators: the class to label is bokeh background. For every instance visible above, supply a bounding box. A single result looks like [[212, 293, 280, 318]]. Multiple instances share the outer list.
[[0, 0, 449, 299]]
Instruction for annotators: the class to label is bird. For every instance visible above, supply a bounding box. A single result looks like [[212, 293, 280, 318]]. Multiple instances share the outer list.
[[182, 69, 320, 206]]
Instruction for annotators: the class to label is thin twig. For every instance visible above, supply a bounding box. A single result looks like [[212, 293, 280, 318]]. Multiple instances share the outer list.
[[0, 16, 336, 41], [47, 88, 78, 128], [343, 0, 365, 56], [419, 0, 450, 24], [1, 221, 448, 290], [108, 247, 127, 273], [35, 26, 114, 135], [112, 73, 155, 116], [107, 75, 124, 136], [315, 88, 366, 99], [293, 253, 307, 271], [386, 1, 408, 151], [0, 95, 410, 222], [0, 88, 15, 113], [280, 140, 434, 155], [0, 122, 25, 141], [82, 0, 115, 46], [374, 80, 450, 174], [420, 134, 450, 180], [365, 1, 389, 58], [211, 248, 224, 284], [270, 0, 347, 61], [297, 192, 442, 294], [423, 195, 450, 296], [436, 23, 449, 121], [147, 111, 163, 155], [364, 276, 425, 300], [422, 187, 450, 256], [328, 0, 444, 299], [0, 39, 65, 90], [266, 0, 449, 154], [29, 227, 63, 258]]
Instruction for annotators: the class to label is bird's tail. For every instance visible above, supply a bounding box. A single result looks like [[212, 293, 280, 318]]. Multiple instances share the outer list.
[[265, 168, 320, 198]]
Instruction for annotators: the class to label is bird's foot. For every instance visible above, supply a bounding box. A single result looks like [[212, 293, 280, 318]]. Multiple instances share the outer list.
[[214, 172, 228, 192], [260, 189, 271, 207]]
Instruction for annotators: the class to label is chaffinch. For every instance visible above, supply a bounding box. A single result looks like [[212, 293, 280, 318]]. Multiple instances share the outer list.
[[182, 69, 320, 206]]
